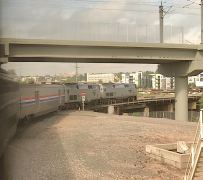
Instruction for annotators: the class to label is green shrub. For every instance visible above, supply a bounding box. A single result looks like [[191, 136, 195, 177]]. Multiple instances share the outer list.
[[200, 95, 203, 109]]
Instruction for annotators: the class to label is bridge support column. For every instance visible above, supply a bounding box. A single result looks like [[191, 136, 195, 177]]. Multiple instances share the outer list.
[[144, 106, 150, 117], [115, 106, 123, 115], [108, 105, 115, 115], [168, 103, 174, 112], [175, 76, 188, 121]]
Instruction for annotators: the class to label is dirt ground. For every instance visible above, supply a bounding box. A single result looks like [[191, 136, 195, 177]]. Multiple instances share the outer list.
[[2, 111, 197, 180]]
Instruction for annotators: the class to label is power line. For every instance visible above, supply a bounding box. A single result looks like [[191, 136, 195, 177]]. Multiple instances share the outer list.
[[70, 0, 201, 8], [65, 6, 201, 15], [3, 0, 201, 16]]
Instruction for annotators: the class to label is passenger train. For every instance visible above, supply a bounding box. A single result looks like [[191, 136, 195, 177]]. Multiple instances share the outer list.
[[0, 69, 137, 157]]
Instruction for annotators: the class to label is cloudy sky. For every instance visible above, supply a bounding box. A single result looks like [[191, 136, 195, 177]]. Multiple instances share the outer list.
[[0, 0, 201, 75]]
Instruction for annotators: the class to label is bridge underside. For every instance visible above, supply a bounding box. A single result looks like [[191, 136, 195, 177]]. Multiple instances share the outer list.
[[1, 38, 203, 121], [0, 38, 200, 65]]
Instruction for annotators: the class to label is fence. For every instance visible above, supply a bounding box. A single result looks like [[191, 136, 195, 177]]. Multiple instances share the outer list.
[[131, 111, 200, 122], [8, 22, 185, 44]]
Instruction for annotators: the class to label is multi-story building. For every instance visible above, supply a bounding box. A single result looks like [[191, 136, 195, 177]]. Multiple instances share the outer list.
[[121, 72, 143, 87], [150, 74, 164, 90], [161, 77, 175, 90], [195, 73, 203, 87], [86, 73, 115, 83], [188, 76, 196, 85]]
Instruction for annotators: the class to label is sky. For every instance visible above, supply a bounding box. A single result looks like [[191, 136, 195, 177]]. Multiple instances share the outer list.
[[0, 0, 201, 75]]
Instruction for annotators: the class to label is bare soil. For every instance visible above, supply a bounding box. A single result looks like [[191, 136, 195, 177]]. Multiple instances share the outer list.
[[3, 111, 197, 180]]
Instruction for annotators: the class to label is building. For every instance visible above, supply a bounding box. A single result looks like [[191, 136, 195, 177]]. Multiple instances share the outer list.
[[150, 74, 164, 90], [195, 73, 203, 87], [161, 77, 175, 90], [149, 74, 175, 90], [141, 73, 152, 89], [188, 76, 196, 84], [121, 72, 143, 87], [86, 73, 115, 83]]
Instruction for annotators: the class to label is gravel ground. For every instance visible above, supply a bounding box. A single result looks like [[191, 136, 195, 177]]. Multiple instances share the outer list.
[[2, 111, 197, 180]]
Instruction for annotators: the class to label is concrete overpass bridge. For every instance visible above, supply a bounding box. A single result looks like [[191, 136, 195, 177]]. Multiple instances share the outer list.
[[0, 38, 203, 121]]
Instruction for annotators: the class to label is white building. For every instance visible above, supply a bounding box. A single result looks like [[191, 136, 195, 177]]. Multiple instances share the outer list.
[[86, 73, 115, 83], [195, 73, 203, 87], [121, 72, 142, 87], [161, 77, 175, 90], [150, 74, 164, 90], [188, 76, 196, 85]]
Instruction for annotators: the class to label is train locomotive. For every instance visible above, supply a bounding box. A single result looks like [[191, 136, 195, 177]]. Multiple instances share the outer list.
[[65, 83, 101, 109], [0, 77, 137, 157]]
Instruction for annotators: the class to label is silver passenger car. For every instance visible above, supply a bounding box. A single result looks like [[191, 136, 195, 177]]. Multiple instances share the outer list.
[[19, 84, 65, 120], [0, 69, 19, 157]]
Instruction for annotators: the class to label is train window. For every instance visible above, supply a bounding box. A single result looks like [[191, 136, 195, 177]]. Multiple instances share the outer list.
[[69, 95, 73, 100], [74, 95, 77, 100], [106, 93, 109, 97], [70, 95, 77, 100], [124, 84, 129, 88], [88, 85, 93, 89], [110, 92, 113, 96]]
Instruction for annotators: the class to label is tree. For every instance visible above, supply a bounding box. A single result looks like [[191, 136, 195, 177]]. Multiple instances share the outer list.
[[200, 95, 203, 109], [114, 72, 122, 82]]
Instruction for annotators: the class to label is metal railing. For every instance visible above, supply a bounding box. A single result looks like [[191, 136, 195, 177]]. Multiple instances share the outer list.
[[7, 22, 185, 44], [184, 109, 203, 180], [131, 111, 200, 122]]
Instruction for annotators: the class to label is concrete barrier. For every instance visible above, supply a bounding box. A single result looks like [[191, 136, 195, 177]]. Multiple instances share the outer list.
[[146, 143, 192, 169]]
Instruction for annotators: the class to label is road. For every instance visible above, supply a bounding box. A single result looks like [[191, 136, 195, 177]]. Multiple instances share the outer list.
[[2, 111, 197, 180]]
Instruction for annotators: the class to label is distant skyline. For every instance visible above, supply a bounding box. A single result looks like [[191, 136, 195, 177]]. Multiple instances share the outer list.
[[0, 0, 200, 75], [2, 63, 157, 76]]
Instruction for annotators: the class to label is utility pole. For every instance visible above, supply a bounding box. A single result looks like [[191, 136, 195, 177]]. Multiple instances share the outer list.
[[75, 63, 79, 83], [159, 1, 164, 43], [201, 0, 203, 43]]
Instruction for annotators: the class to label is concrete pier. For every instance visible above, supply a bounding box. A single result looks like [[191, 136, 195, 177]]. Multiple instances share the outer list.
[[168, 103, 174, 112], [108, 105, 114, 114], [144, 106, 150, 117], [175, 76, 188, 121]]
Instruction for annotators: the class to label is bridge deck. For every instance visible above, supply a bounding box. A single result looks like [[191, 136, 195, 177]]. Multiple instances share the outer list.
[[1, 38, 202, 64]]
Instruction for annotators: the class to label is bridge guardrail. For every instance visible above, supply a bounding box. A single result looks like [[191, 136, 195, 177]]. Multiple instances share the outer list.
[[131, 111, 200, 122]]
